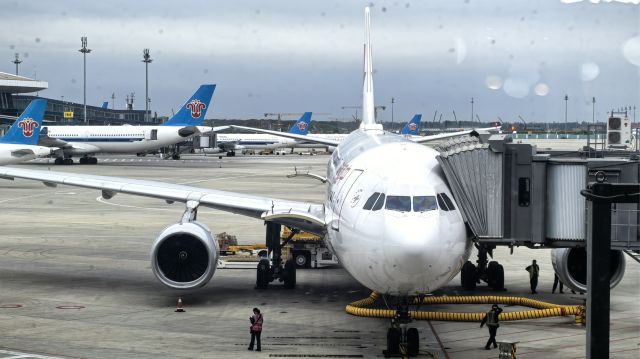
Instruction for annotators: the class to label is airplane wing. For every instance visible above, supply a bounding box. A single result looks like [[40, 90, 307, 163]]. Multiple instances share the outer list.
[[411, 126, 501, 143], [230, 125, 340, 147], [0, 167, 327, 235]]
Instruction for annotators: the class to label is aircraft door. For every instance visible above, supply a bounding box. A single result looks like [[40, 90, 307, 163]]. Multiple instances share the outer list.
[[331, 169, 363, 231], [145, 129, 158, 140]]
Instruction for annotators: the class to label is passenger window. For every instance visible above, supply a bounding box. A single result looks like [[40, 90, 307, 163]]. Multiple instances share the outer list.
[[363, 192, 380, 210], [371, 194, 385, 211], [385, 196, 411, 212], [442, 193, 456, 211], [437, 194, 449, 211], [413, 196, 437, 212]]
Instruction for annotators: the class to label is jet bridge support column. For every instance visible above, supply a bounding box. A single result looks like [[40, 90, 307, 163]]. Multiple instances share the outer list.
[[583, 182, 640, 359]]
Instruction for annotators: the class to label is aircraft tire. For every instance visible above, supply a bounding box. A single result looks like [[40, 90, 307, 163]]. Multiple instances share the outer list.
[[79, 157, 88, 165], [256, 259, 270, 289], [461, 260, 477, 290], [406, 327, 419, 357], [63, 158, 73, 165], [386, 327, 401, 356], [487, 261, 504, 290], [89, 157, 98, 165], [283, 259, 296, 289], [54, 157, 63, 165]]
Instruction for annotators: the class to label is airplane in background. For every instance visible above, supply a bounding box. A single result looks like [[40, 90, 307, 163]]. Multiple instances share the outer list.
[[209, 112, 313, 156], [0, 99, 54, 165], [39, 85, 219, 164]]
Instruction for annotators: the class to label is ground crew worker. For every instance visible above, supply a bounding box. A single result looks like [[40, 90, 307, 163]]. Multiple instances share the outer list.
[[526, 259, 540, 294], [480, 304, 503, 350], [248, 307, 263, 352], [552, 273, 564, 294]]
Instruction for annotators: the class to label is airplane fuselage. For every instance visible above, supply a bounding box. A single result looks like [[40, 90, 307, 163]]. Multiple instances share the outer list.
[[42, 125, 201, 155], [323, 129, 471, 295]]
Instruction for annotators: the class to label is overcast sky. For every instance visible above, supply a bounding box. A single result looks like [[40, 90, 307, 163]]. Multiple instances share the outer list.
[[2, 0, 639, 124]]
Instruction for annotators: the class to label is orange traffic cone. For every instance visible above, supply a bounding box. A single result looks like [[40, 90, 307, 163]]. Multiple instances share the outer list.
[[175, 297, 185, 312]]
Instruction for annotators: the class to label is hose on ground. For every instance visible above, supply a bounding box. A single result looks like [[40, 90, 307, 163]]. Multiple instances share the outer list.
[[346, 292, 586, 325]]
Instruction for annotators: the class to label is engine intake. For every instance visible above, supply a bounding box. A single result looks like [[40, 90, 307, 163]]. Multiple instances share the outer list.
[[551, 248, 626, 293], [151, 221, 218, 290]]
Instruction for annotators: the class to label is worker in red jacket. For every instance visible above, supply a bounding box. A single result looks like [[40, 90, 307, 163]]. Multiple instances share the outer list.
[[248, 307, 263, 352]]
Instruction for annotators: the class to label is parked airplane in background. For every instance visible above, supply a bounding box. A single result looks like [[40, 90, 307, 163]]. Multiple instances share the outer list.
[[400, 114, 422, 136], [39, 85, 218, 164], [0, 99, 53, 165], [210, 112, 312, 156]]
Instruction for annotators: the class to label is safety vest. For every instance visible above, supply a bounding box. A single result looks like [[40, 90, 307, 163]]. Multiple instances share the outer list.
[[487, 311, 499, 327]]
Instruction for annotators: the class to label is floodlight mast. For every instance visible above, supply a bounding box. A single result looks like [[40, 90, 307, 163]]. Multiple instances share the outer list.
[[79, 37, 91, 124], [12, 53, 22, 75], [142, 49, 153, 122]]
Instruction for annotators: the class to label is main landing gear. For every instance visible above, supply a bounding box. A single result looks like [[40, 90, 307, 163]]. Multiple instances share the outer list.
[[460, 243, 504, 291], [54, 157, 75, 165], [79, 156, 98, 165], [384, 298, 420, 358], [255, 222, 296, 289]]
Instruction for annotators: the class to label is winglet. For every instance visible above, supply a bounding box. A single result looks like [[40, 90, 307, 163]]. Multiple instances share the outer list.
[[0, 99, 47, 145], [162, 84, 216, 126], [288, 112, 312, 135], [400, 114, 422, 135], [360, 7, 382, 131]]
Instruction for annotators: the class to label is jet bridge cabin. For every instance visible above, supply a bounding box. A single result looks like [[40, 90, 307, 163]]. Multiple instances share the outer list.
[[435, 134, 640, 292]]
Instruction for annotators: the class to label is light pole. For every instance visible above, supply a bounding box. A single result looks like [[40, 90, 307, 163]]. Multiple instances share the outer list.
[[592, 97, 596, 124], [79, 37, 91, 124], [12, 53, 22, 75], [390, 97, 395, 131], [564, 94, 569, 132], [470, 97, 474, 124], [142, 49, 152, 122]]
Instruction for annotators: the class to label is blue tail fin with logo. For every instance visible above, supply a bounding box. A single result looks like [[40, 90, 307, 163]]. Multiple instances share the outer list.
[[288, 112, 312, 135], [400, 114, 422, 135], [0, 99, 47, 145], [162, 84, 216, 126]]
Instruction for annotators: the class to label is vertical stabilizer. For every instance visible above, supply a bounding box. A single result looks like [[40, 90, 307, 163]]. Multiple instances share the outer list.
[[0, 99, 47, 145], [360, 7, 382, 131]]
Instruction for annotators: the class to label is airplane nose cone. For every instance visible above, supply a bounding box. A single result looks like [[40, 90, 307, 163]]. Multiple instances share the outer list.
[[382, 216, 440, 275]]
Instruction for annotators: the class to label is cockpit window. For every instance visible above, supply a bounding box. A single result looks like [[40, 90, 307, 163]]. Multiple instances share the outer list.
[[441, 193, 456, 211], [363, 192, 381, 210], [385, 196, 411, 212], [371, 194, 385, 211], [437, 194, 449, 211], [413, 196, 437, 212]]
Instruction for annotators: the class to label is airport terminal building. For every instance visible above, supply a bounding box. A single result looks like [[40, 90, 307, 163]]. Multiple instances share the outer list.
[[0, 71, 155, 127]]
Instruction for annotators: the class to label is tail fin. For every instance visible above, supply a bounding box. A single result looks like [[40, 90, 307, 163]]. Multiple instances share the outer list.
[[0, 99, 47, 145], [288, 112, 312, 135], [359, 7, 381, 131], [101, 101, 109, 109], [162, 84, 216, 126], [400, 114, 422, 135]]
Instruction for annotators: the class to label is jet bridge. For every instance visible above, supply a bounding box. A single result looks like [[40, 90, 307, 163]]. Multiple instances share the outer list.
[[435, 134, 639, 292]]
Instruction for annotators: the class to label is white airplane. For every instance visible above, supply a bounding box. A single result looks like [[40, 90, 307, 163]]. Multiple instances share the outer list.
[[0, 99, 54, 165], [210, 112, 313, 156], [39, 85, 218, 164]]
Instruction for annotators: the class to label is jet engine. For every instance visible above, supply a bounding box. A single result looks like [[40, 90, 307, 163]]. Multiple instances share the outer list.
[[551, 248, 626, 293], [151, 221, 219, 290]]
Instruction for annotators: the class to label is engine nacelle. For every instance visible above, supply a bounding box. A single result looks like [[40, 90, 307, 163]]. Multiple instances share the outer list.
[[551, 248, 626, 293], [151, 221, 219, 290]]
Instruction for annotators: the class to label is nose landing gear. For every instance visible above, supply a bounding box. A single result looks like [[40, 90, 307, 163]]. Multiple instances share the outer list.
[[384, 298, 420, 358], [461, 244, 504, 291]]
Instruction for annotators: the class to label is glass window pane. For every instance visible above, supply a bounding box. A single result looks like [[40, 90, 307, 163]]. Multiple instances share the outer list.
[[385, 196, 411, 212], [442, 193, 456, 211], [363, 192, 380, 210], [413, 196, 438, 212], [372, 194, 385, 211], [437, 194, 449, 211]]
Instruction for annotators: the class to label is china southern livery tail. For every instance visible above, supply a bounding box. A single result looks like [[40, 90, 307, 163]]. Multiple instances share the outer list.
[[162, 84, 216, 126], [0, 99, 47, 145], [287, 112, 312, 135], [400, 114, 422, 135]]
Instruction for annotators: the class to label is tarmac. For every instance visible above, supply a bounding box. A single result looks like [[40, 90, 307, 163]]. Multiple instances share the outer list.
[[0, 153, 638, 358]]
